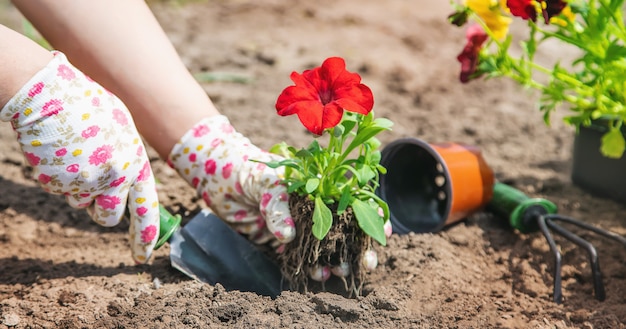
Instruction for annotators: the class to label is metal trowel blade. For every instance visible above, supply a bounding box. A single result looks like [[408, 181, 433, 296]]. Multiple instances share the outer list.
[[168, 209, 285, 298]]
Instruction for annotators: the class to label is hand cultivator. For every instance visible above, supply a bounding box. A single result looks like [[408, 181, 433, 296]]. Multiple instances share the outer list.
[[487, 182, 626, 304]]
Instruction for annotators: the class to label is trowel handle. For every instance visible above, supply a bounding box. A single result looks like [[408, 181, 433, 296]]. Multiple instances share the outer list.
[[487, 182, 558, 233], [154, 204, 183, 250]]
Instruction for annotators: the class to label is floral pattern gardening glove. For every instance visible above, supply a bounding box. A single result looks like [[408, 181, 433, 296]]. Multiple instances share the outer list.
[[168, 115, 296, 245], [0, 52, 160, 264]]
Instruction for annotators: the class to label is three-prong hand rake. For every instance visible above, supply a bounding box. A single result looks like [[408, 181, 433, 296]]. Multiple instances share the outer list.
[[487, 182, 626, 304]]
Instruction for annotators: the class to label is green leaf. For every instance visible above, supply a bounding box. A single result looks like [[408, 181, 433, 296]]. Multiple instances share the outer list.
[[360, 111, 373, 127], [337, 187, 352, 215], [268, 142, 290, 156], [372, 117, 394, 129], [605, 42, 626, 62], [376, 164, 387, 174], [365, 137, 382, 152], [370, 150, 382, 165], [295, 148, 314, 159], [341, 119, 357, 137], [307, 140, 322, 154], [355, 164, 375, 186], [344, 127, 392, 159], [305, 178, 320, 193], [358, 190, 390, 222], [600, 128, 626, 158], [312, 196, 333, 240], [286, 180, 306, 193], [260, 159, 302, 171], [352, 198, 386, 246]]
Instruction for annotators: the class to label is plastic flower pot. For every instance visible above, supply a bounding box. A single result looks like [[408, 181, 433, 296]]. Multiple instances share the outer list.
[[378, 138, 495, 234], [571, 121, 626, 204]]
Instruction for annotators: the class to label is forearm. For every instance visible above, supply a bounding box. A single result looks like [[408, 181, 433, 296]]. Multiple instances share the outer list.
[[0, 24, 53, 108], [11, 0, 219, 158]]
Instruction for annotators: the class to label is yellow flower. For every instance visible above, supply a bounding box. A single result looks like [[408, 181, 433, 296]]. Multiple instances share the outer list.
[[24, 108, 33, 116], [31, 140, 42, 147], [135, 197, 146, 204], [465, 0, 512, 40], [72, 149, 82, 156], [550, 6, 575, 27]]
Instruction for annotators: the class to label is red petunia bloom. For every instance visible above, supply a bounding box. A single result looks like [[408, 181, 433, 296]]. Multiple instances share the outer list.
[[457, 24, 489, 83], [275, 57, 374, 136], [507, 0, 568, 24]]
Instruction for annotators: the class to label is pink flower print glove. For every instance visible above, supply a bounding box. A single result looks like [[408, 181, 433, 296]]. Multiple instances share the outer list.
[[0, 52, 160, 264], [168, 115, 296, 245]]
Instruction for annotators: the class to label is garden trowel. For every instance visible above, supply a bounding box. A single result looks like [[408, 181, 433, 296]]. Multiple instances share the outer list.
[[154, 205, 285, 298]]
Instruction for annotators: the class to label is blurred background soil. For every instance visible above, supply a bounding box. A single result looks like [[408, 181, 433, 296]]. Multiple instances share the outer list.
[[1, 1, 625, 328]]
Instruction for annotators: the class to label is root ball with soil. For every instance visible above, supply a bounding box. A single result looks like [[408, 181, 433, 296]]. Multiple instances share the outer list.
[[277, 193, 373, 296]]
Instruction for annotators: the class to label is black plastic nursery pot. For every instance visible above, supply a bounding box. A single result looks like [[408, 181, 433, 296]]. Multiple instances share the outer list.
[[571, 121, 626, 204], [377, 138, 495, 234]]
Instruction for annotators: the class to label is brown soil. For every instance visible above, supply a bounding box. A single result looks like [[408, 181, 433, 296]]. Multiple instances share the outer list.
[[2, 1, 626, 328]]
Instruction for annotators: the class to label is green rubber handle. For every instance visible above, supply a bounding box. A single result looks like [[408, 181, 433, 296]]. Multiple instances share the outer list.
[[487, 182, 557, 233], [154, 204, 182, 250]]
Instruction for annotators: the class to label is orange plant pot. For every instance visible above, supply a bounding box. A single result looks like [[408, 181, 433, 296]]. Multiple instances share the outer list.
[[378, 138, 495, 234]]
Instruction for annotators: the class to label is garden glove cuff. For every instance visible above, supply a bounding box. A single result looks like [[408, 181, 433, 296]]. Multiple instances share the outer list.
[[168, 115, 296, 245], [0, 51, 160, 264]]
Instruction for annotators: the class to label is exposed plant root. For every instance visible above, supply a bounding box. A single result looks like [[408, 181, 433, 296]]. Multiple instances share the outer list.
[[277, 193, 372, 297]]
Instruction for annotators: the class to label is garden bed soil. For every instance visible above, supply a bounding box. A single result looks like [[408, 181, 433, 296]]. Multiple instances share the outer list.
[[1, 1, 626, 328]]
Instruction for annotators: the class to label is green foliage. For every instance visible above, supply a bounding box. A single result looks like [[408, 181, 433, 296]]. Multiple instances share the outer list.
[[465, 0, 626, 158], [265, 111, 392, 245]]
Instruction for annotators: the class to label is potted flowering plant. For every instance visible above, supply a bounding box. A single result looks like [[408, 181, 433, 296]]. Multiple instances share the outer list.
[[262, 57, 393, 294], [448, 0, 626, 201]]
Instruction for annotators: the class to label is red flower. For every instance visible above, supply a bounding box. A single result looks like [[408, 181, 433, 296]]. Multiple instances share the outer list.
[[275, 57, 374, 135], [507, 0, 537, 21], [457, 24, 489, 83], [507, 0, 567, 24]]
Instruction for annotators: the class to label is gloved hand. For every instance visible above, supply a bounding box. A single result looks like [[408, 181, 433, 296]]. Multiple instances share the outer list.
[[0, 51, 160, 263], [169, 117, 392, 280], [168, 115, 296, 245]]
